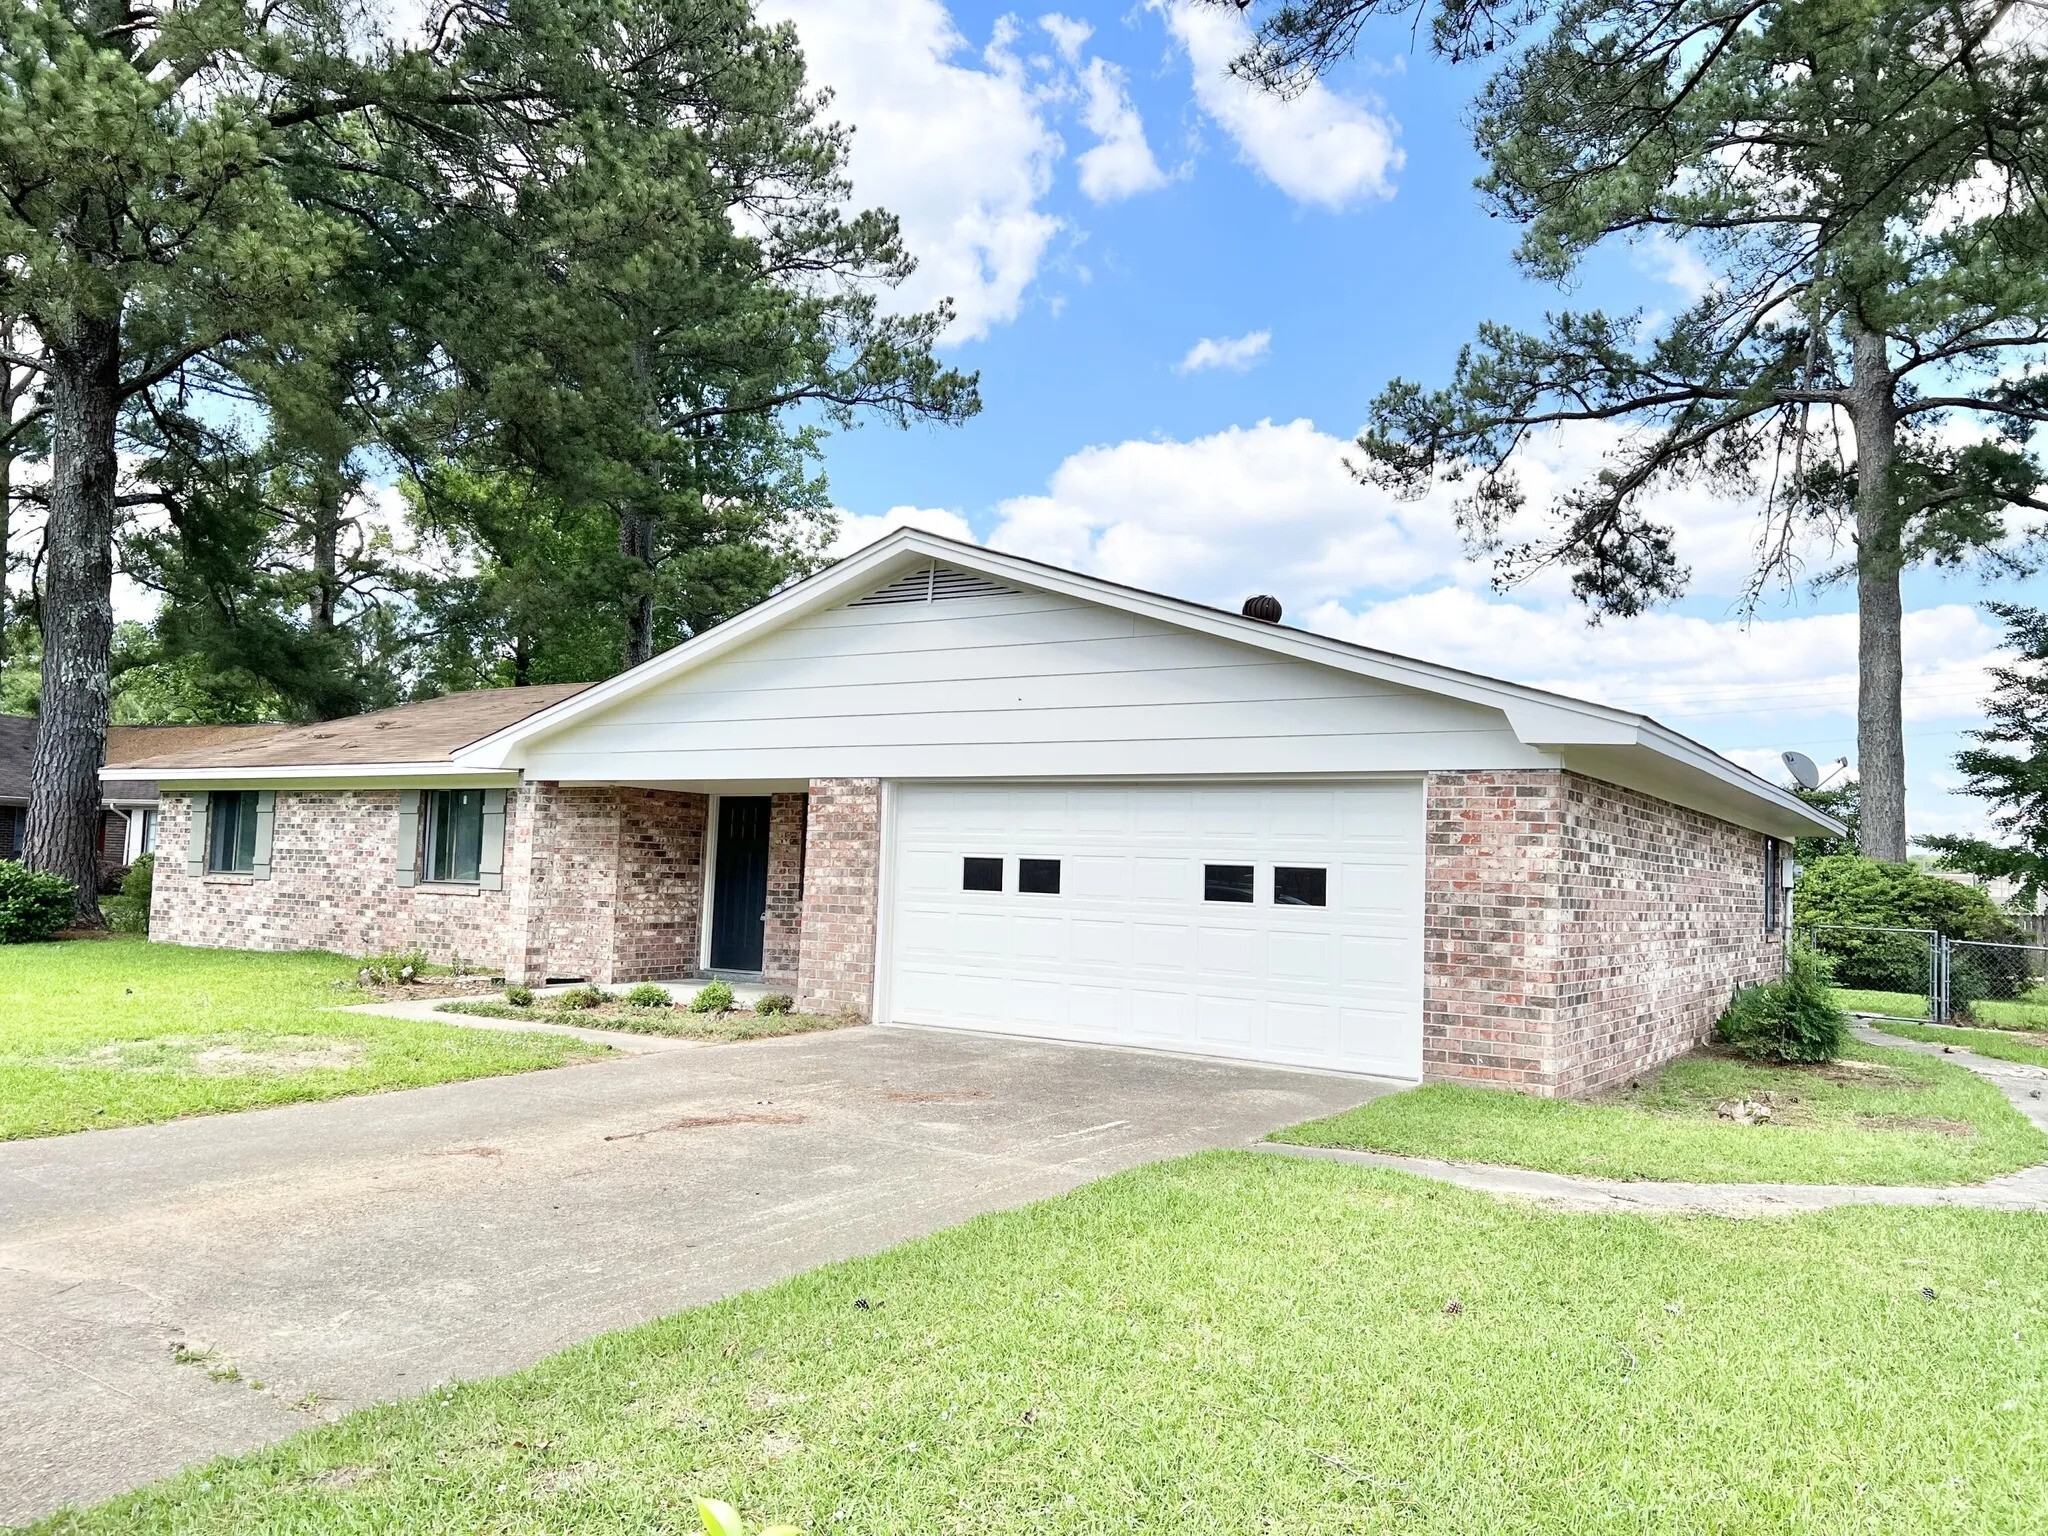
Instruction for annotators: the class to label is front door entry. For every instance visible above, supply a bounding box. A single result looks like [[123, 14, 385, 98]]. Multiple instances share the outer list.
[[709, 796, 772, 972]]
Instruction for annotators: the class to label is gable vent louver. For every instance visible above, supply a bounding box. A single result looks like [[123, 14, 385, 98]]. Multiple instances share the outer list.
[[849, 562, 1020, 607]]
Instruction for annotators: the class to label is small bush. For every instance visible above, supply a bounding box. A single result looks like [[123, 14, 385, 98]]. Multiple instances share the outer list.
[[754, 993, 795, 1016], [1716, 947, 1849, 1064], [557, 984, 608, 1010], [626, 983, 673, 1009], [359, 948, 431, 987], [504, 985, 534, 1008], [689, 980, 735, 1014], [0, 861, 77, 943], [106, 853, 155, 933]]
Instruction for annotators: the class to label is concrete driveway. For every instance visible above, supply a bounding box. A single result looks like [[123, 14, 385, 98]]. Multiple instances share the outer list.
[[0, 1025, 1386, 1523]]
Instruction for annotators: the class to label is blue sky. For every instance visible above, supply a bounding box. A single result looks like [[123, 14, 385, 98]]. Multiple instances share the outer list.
[[761, 0, 2032, 842]]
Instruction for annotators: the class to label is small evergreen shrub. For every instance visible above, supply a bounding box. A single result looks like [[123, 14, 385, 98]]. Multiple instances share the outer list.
[[557, 984, 608, 1010], [689, 980, 735, 1014], [106, 853, 155, 933], [754, 993, 795, 1016], [1716, 946, 1849, 1064], [626, 983, 673, 1009], [504, 985, 534, 1008], [0, 861, 77, 943]]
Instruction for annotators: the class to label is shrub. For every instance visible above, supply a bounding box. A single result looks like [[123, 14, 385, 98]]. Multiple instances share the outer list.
[[1716, 946, 1849, 1063], [0, 861, 77, 944], [689, 980, 735, 1014], [105, 853, 155, 933], [754, 993, 795, 1016], [359, 949, 431, 987], [557, 984, 608, 1010], [626, 983, 673, 1009], [503, 985, 534, 1008], [1793, 855, 2031, 997]]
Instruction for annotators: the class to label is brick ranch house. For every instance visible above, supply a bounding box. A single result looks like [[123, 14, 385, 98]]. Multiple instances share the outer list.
[[114, 528, 1839, 1096]]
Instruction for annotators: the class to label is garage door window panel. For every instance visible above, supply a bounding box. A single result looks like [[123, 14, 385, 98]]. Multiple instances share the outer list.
[[1204, 864, 1255, 903], [1274, 866, 1328, 907], [962, 856, 1003, 892], [1019, 857, 1061, 894]]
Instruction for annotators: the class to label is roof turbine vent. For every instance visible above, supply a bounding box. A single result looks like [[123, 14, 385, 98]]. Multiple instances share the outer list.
[[1241, 594, 1283, 624]]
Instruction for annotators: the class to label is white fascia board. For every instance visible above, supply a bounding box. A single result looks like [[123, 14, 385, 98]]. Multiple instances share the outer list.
[[451, 526, 1843, 837], [127, 764, 521, 790]]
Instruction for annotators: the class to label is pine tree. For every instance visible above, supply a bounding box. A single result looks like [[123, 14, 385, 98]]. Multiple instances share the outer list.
[[1923, 604, 2048, 907]]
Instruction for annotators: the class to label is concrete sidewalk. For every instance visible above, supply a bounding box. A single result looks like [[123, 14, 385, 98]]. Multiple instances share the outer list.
[[0, 1025, 1385, 1523]]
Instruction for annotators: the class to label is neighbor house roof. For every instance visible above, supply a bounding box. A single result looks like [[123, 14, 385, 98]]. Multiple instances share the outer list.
[[4, 716, 283, 803], [0, 715, 32, 803], [450, 527, 1844, 841], [109, 685, 591, 781]]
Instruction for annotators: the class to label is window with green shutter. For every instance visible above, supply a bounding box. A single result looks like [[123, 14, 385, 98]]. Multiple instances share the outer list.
[[424, 789, 487, 884], [206, 791, 263, 874]]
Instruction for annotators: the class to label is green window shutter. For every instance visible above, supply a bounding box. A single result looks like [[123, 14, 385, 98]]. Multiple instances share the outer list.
[[395, 790, 422, 888], [186, 794, 211, 877], [251, 791, 277, 880], [478, 789, 508, 891]]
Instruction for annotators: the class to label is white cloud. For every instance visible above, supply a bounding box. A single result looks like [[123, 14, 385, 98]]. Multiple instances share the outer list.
[[1152, 0, 1401, 209], [1177, 329, 1271, 374], [830, 503, 978, 558], [764, 0, 1063, 342], [1074, 56, 1169, 203], [1038, 11, 1093, 64]]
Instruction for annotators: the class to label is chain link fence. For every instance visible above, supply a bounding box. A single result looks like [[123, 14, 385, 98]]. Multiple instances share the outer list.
[[1799, 923, 2048, 1027]]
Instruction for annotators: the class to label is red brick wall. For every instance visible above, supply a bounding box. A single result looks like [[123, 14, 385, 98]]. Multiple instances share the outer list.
[[1421, 771, 1567, 1090], [610, 789, 707, 983], [510, 784, 708, 985], [795, 778, 880, 1017], [151, 789, 523, 970], [153, 783, 711, 985], [762, 792, 808, 986], [1550, 774, 1781, 1095], [1422, 770, 1781, 1096]]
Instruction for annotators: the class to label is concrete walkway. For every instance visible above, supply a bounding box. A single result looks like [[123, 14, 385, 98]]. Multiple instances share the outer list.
[[0, 1025, 1384, 1524], [1260, 1026, 2048, 1216]]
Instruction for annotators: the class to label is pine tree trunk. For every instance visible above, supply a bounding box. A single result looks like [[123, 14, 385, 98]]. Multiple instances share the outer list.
[[619, 508, 656, 669], [0, 385, 12, 662], [1847, 320, 1909, 863], [26, 312, 121, 922], [310, 465, 341, 634]]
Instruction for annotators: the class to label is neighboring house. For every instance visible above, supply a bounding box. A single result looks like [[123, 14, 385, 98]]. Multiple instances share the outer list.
[[112, 529, 1840, 1096], [1, 717, 280, 884]]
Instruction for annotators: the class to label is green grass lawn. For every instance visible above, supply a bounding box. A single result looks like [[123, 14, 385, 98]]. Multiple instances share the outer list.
[[439, 998, 853, 1042], [1831, 985, 2048, 1032], [34, 1154, 2048, 1535], [0, 940, 609, 1140], [1970, 989, 2048, 1031], [1272, 1043, 2046, 1184], [1872, 1020, 2048, 1070], [1831, 986, 1933, 1019]]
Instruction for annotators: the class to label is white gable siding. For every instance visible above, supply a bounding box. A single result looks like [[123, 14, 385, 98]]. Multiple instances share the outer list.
[[511, 589, 1553, 783]]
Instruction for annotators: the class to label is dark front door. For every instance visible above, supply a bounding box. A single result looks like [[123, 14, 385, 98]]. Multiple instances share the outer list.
[[709, 796, 772, 972]]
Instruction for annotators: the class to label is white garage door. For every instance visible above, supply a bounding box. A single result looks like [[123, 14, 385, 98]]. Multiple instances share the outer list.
[[884, 781, 1425, 1078]]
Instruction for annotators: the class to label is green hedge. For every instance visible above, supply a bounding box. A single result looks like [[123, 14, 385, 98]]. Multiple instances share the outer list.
[[0, 861, 78, 944], [1794, 856, 2030, 998]]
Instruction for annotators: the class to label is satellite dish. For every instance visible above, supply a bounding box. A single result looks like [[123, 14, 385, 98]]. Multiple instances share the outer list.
[[1782, 750, 1822, 791]]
